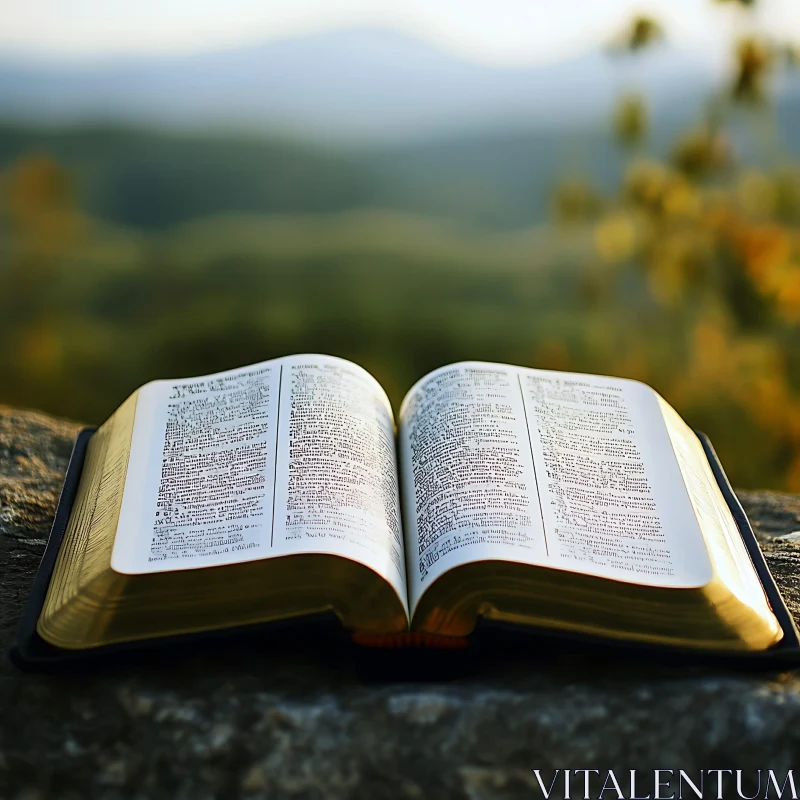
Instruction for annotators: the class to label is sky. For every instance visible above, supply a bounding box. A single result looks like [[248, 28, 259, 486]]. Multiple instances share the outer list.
[[1, 0, 798, 66]]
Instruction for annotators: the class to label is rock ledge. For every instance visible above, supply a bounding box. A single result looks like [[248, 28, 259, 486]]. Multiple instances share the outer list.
[[2, 406, 800, 800]]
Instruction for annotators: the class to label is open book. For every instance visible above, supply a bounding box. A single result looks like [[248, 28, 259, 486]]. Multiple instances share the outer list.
[[30, 355, 789, 655]]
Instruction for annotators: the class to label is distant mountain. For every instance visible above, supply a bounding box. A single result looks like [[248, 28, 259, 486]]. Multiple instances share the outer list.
[[0, 28, 716, 141]]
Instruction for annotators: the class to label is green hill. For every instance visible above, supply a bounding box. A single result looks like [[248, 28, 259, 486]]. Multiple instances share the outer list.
[[0, 120, 656, 230]]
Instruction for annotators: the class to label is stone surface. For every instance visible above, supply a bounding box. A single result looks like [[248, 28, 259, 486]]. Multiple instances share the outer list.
[[2, 406, 800, 799]]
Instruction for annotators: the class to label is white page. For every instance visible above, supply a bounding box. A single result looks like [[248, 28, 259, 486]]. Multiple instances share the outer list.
[[400, 362, 713, 614], [269, 356, 406, 613], [112, 355, 407, 613]]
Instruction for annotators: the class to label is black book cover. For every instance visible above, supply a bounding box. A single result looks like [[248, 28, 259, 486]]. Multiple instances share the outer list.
[[10, 428, 800, 672]]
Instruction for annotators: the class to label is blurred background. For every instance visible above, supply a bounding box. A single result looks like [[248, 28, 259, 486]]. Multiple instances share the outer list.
[[0, 0, 799, 489]]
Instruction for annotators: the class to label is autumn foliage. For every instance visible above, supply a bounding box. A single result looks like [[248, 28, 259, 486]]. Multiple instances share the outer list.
[[574, 2, 800, 488]]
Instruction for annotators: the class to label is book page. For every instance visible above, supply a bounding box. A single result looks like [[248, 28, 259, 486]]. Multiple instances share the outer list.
[[399, 362, 713, 613], [111, 355, 407, 613], [658, 398, 776, 627]]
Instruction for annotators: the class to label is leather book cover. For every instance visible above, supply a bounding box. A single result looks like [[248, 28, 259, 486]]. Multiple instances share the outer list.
[[11, 428, 800, 672]]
